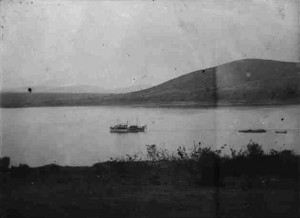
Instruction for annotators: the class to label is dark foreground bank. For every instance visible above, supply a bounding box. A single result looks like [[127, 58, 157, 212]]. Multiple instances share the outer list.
[[1, 142, 299, 218]]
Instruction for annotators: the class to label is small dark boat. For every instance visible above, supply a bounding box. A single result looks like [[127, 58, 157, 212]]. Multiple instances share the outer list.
[[239, 129, 266, 133], [275, 130, 287, 134]]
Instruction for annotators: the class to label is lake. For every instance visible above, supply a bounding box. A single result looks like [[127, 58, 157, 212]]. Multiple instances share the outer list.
[[1, 105, 299, 167]]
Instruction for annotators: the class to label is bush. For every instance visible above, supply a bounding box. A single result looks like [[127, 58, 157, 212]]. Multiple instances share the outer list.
[[229, 141, 264, 159], [106, 141, 298, 181], [146, 144, 170, 161], [10, 164, 31, 177], [0, 157, 10, 172], [245, 141, 264, 158], [190, 142, 220, 162], [177, 146, 189, 160]]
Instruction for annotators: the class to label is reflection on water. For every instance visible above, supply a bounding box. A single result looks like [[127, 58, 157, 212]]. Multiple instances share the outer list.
[[1, 105, 299, 166]]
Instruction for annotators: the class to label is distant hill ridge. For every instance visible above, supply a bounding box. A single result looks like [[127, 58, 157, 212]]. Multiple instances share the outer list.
[[109, 59, 299, 105], [1, 59, 299, 108]]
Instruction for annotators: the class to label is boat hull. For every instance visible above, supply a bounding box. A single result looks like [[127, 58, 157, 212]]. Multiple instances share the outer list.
[[238, 129, 266, 133], [275, 130, 287, 134], [110, 128, 128, 133]]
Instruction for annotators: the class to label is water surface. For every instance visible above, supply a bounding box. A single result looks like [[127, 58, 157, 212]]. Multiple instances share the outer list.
[[1, 105, 299, 166]]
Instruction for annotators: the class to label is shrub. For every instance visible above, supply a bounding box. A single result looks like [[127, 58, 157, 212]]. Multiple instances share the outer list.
[[146, 144, 159, 161], [269, 149, 278, 156], [190, 143, 220, 162], [177, 146, 189, 160], [146, 144, 170, 161], [0, 157, 10, 172], [229, 141, 264, 159], [10, 164, 31, 177], [278, 149, 295, 157], [244, 141, 264, 158]]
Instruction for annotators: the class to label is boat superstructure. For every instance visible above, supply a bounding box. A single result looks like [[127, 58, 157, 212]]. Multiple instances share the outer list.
[[110, 121, 147, 133], [127, 125, 147, 132], [110, 124, 129, 133]]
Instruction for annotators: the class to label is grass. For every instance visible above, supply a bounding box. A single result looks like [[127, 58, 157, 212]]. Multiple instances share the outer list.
[[0, 141, 299, 217]]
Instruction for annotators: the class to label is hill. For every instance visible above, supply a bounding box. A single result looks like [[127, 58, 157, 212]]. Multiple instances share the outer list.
[[1, 59, 299, 108], [215, 59, 300, 105], [97, 59, 300, 106]]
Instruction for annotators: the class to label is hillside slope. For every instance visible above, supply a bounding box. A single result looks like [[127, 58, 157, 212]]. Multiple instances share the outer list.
[[105, 59, 299, 106], [215, 59, 300, 104], [1, 59, 299, 107]]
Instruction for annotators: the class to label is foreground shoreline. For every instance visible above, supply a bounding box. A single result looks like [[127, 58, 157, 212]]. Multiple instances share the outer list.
[[1, 160, 299, 218], [1, 143, 300, 218]]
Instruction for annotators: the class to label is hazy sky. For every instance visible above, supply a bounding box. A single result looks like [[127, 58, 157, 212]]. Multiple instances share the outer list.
[[1, 0, 299, 90]]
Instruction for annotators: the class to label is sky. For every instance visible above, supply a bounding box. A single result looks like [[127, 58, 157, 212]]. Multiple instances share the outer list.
[[0, 0, 299, 90]]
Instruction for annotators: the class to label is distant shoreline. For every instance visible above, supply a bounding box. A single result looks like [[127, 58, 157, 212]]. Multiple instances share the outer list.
[[1, 94, 299, 109]]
